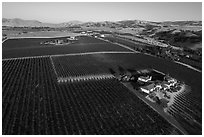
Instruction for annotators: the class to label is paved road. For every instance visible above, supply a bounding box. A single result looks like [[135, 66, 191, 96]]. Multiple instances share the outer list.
[[174, 61, 201, 73], [2, 38, 8, 44]]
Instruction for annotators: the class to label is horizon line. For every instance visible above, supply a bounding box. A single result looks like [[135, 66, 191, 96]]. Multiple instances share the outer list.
[[2, 17, 202, 24]]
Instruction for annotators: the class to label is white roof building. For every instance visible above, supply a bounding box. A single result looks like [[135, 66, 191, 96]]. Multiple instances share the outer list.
[[138, 76, 152, 82], [140, 83, 155, 94], [100, 34, 105, 38]]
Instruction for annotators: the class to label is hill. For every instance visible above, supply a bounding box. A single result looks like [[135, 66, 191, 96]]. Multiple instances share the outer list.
[[2, 18, 201, 29], [2, 18, 83, 28], [2, 18, 202, 49]]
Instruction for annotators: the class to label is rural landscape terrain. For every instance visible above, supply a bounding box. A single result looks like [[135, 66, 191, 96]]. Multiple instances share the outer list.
[[2, 17, 202, 135]]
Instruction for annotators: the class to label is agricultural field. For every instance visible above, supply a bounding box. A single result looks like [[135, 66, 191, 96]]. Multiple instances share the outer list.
[[39, 53, 203, 134], [2, 36, 131, 59], [2, 38, 201, 135], [51, 55, 110, 78], [51, 53, 201, 99], [2, 3, 202, 135], [3, 30, 80, 38], [167, 88, 202, 134], [2, 57, 182, 135]]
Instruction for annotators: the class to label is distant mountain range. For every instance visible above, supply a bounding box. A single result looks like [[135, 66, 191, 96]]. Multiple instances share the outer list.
[[2, 18, 202, 28], [2, 18, 83, 27]]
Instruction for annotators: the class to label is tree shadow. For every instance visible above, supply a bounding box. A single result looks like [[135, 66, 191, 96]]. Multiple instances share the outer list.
[[108, 68, 116, 75]]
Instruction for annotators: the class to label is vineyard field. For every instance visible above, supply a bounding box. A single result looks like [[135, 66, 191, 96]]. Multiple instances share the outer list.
[[167, 88, 202, 134], [51, 55, 111, 78], [91, 53, 202, 99], [2, 57, 181, 135], [51, 53, 202, 99]]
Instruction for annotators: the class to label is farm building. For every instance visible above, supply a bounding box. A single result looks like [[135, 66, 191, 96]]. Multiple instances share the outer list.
[[138, 75, 152, 82], [161, 80, 177, 89], [154, 84, 162, 90], [67, 36, 77, 41], [140, 83, 155, 94], [100, 34, 105, 37], [161, 82, 169, 90]]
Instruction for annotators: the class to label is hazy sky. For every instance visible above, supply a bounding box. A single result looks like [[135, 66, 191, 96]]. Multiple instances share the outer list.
[[2, 2, 202, 23]]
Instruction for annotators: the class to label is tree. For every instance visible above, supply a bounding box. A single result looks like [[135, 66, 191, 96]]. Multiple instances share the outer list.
[[118, 66, 125, 75]]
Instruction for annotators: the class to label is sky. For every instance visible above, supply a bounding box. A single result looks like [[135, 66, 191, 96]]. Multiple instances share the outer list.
[[2, 2, 202, 23]]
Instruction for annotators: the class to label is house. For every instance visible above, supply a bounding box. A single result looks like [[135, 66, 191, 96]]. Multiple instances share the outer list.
[[67, 36, 76, 41], [164, 76, 177, 87], [70, 36, 76, 40], [81, 32, 86, 35], [161, 81, 173, 89], [138, 75, 152, 82], [140, 83, 155, 94], [100, 34, 105, 38], [154, 84, 162, 90]]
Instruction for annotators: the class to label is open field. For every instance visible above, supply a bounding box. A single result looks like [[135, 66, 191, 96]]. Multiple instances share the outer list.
[[3, 36, 107, 49], [2, 36, 131, 59], [190, 42, 202, 50], [157, 26, 202, 32], [2, 57, 181, 135], [3, 30, 80, 38]]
